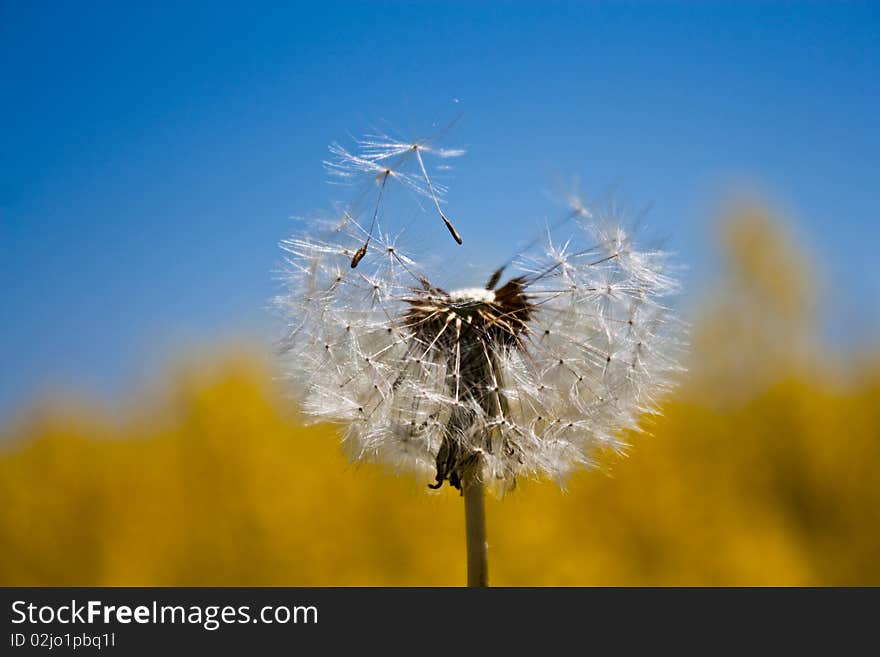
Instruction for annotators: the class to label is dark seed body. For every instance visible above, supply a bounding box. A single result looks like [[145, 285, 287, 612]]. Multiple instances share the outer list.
[[405, 279, 534, 490]]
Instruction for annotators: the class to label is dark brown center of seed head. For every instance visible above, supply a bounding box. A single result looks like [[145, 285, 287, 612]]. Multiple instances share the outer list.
[[404, 277, 534, 351]]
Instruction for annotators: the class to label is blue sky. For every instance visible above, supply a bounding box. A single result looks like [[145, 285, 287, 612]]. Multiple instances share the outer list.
[[2, 1, 878, 420]]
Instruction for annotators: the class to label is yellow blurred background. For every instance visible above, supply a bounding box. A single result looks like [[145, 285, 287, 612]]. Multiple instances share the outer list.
[[2, 206, 879, 586]]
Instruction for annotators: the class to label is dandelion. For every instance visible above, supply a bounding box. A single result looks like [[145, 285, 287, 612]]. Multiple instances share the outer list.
[[277, 126, 684, 586]]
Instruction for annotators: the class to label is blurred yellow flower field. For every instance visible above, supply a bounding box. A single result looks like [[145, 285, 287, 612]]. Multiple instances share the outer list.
[[2, 208, 879, 585]]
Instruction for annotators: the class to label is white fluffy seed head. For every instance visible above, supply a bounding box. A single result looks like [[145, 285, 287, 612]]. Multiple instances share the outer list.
[[276, 130, 685, 494]]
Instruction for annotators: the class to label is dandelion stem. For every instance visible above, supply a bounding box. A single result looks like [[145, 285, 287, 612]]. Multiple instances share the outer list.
[[463, 472, 489, 587]]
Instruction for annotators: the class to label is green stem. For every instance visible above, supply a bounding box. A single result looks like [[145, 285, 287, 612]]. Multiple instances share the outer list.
[[463, 474, 489, 587]]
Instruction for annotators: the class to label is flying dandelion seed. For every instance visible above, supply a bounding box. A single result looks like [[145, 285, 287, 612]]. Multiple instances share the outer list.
[[277, 125, 684, 586], [324, 129, 465, 265]]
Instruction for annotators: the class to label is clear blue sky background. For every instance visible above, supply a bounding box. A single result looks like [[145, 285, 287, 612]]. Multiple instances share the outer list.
[[2, 1, 878, 421]]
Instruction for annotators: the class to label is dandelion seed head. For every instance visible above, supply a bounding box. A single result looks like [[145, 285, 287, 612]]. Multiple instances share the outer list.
[[277, 127, 685, 494]]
